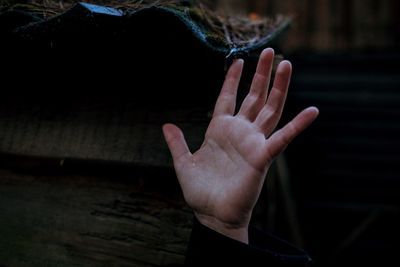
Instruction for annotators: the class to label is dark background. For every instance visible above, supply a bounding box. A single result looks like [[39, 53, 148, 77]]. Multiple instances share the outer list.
[[217, 0, 400, 266]]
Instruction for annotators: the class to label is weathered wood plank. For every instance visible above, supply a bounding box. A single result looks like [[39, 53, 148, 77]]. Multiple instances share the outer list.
[[0, 100, 211, 168], [0, 168, 192, 267]]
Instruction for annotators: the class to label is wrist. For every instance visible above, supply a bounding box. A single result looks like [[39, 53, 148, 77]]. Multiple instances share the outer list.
[[195, 213, 249, 244]]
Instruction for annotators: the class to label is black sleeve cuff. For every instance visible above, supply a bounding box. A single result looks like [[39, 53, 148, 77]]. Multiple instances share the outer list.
[[185, 217, 312, 267]]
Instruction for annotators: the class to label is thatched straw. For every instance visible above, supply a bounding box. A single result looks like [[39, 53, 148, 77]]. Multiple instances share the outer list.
[[1, 0, 287, 49]]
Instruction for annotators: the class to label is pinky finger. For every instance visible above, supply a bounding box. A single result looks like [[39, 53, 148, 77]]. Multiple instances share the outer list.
[[264, 107, 319, 160]]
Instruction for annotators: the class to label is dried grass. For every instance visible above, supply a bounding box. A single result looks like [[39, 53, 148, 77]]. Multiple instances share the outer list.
[[1, 0, 287, 49]]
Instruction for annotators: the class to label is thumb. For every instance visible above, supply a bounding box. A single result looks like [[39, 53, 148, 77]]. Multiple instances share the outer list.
[[162, 123, 191, 164]]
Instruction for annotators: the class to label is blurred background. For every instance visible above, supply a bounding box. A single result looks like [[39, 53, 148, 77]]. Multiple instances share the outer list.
[[216, 0, 400, 266], [217, 0, 399, 52]]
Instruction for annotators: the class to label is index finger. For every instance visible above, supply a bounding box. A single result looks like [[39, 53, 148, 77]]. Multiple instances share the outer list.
[[213, 59, 244, 117]]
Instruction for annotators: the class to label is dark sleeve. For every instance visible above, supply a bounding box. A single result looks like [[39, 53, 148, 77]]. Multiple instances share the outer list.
[[185, 217, 312, 267]]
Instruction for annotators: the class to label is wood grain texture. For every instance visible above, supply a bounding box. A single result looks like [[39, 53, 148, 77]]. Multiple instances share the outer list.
[[0, 168, 192, 267], [0, 99, 201, 266], [0, 99, 210, 168]]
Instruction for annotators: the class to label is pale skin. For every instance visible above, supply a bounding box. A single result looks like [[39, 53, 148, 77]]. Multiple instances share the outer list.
[[162, 48, 319, 244]]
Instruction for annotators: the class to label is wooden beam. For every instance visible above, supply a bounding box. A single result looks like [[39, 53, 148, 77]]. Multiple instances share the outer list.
[[0, 168, 192, 267]]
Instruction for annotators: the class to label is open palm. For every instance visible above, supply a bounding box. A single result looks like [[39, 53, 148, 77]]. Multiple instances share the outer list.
[[163, 48, 319, 243]]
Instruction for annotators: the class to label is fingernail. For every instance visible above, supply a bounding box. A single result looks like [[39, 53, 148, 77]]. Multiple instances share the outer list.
[[278, 60, 292, 72], [307, 106, 320, 115], [234, 58, 244, 64], [265, 47, 274, 53]]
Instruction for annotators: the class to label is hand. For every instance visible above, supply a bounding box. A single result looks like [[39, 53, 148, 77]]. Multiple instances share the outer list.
[[163, 48, 319, 244]]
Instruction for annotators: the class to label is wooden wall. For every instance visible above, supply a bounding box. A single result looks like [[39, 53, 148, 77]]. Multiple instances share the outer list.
[[0, 168, 192, 267], [217, 0, 399, 52]]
